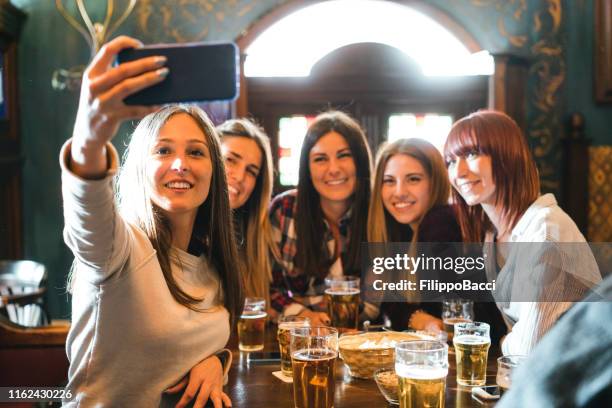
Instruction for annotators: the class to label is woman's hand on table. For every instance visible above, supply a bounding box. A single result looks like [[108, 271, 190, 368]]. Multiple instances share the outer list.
[[165, 355, 232, 408], [408, 310, 444, 333], [298, 308, 331, 326]]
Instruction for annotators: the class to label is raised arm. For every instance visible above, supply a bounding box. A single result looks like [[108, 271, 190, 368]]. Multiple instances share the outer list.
[[70, 36, 166, 178], [62, 36, 167, 283]]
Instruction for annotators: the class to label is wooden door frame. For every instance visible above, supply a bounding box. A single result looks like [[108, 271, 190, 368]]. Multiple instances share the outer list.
[[234, 0, 485, 118]]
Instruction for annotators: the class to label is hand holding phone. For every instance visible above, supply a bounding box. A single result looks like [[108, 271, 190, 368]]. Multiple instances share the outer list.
[[117, 41, 239, 105]]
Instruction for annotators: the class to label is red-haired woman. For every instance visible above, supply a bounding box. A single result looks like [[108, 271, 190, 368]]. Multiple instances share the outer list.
[[444, 110, 600, 356]]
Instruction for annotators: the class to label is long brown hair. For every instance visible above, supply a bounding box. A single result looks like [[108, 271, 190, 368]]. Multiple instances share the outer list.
[[444, 110, 540, 242], [117, 105, 244, 325], [217, 118, 275, 306], [296, 111, 372, 278], [369, 138, 450, 243]]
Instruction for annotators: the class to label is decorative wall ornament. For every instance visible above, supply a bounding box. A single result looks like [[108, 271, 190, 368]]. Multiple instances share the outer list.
[[526, 0, 564, 192], [137, 0, 257, 43], [468, 0, 564, 193], [52, 0, 137, 91], [467, 0, 528, 47]]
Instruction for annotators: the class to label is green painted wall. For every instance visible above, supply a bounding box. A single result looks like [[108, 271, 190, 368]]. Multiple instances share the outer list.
[[565, 0, 612, 146], [10, 0, 611, 319]]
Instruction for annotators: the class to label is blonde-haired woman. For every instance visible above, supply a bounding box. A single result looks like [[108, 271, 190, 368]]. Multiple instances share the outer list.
[[368, 138, 461, 331], [61, 36, 241, 407], [217, 119, 275, 310]]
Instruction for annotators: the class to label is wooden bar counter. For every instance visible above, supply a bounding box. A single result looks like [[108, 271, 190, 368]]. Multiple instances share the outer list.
[[226, 326, 500, 407]]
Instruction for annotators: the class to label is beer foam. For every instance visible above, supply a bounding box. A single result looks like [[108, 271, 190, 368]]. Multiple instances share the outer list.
[[453, 335, 490, 345], [278, 321, 309, 330], [292, 349, 337, 361], [324, 288, 360, 295], [240, 312, 267, 319], [395, 364, 448, 380]]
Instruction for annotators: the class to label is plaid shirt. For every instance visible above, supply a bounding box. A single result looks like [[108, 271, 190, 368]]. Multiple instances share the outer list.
[[269, 189, 351, 314]]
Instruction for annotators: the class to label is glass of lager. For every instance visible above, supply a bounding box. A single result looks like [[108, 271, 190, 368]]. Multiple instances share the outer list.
[[238, 297, 267, 352], [277, 315, 310, 376], [453, 322, 490, 386], [441, 299, 473, 344], [395, 340, 448, 408], [290, 326, 338, 408], [496, 355, 526, 395], [324, 276, 360, 331]]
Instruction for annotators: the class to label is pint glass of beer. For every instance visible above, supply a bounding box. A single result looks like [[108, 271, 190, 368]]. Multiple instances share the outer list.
[[324, 276, 360, 330], [441, 299, 473, 343], [290, 326, 338, 408], [277, 315, 310, 376], [453, 322, 490, 386], [496, 355, 526, 395], [395, 340, 448, 408], [238, 297, 267, 352]]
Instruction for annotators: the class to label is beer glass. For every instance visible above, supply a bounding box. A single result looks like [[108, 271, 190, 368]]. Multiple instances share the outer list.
[[453, 322, 490, 386], [290, 326, 338, 408], [441, 299, 473, 343], [395, 340, 448, 408], [496, 355, 526, 395], [277, 315, 310, 376], [238, 297, 267, 351], [324, 276, 360, 330]]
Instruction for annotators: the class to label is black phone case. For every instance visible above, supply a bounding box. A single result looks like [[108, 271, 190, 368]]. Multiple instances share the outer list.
[[117, 42, 239, 105]]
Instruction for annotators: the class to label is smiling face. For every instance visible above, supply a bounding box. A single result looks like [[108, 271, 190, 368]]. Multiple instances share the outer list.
[[308, 131, 357, 210], [381, 154, 431, 228], [447, 151, 496, 206], [221, 136, 262, 209], [147, 113, 213, 219]]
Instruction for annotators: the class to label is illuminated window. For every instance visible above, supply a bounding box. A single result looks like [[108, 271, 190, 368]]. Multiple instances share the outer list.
[[278, 115, 314, 186], [387, 113, 453, 153], [245, 0, 493, 77]]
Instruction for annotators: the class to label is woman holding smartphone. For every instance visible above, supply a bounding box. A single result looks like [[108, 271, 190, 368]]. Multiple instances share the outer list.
[[444, 110, 600, 355], [269, 111, 374, 326], [61, 36, 241, 407], [217, 119, 276, 309]]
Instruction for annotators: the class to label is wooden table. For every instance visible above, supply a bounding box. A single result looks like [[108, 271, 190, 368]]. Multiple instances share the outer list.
[[226, 326, 500, 407]]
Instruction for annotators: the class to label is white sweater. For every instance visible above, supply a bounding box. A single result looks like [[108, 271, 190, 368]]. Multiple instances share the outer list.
[[486, 194, 601, 356], [60, 140, 230, 407]]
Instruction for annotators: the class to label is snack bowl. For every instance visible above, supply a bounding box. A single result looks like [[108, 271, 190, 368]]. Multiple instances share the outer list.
[[374, 368, 399, 406], [338, 331, 430, 379]]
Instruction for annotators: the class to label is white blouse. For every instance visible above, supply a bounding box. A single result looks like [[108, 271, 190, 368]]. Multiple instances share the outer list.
[[485, 194, 601, 356]]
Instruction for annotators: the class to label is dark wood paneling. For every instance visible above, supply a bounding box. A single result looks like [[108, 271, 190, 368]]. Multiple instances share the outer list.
[[0, 3, 25, 259], [595, 0, 612, 103]]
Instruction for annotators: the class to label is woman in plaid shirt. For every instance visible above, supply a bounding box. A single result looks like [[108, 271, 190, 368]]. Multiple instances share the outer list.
[[269, 111, 373, 325]]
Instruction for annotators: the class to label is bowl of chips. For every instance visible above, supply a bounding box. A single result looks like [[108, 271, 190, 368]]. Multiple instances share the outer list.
[[338, 331, 430, 379]]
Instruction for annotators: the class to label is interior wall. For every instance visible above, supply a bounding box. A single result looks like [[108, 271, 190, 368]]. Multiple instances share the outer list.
[[9, 0, 611, 318], [565, 0, 612, 146]]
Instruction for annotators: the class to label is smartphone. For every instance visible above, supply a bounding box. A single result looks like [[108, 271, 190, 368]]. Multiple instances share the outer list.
[[246, 351, 281, 365], [471, 385, 501, 403], [116, 41, 239, 105]]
